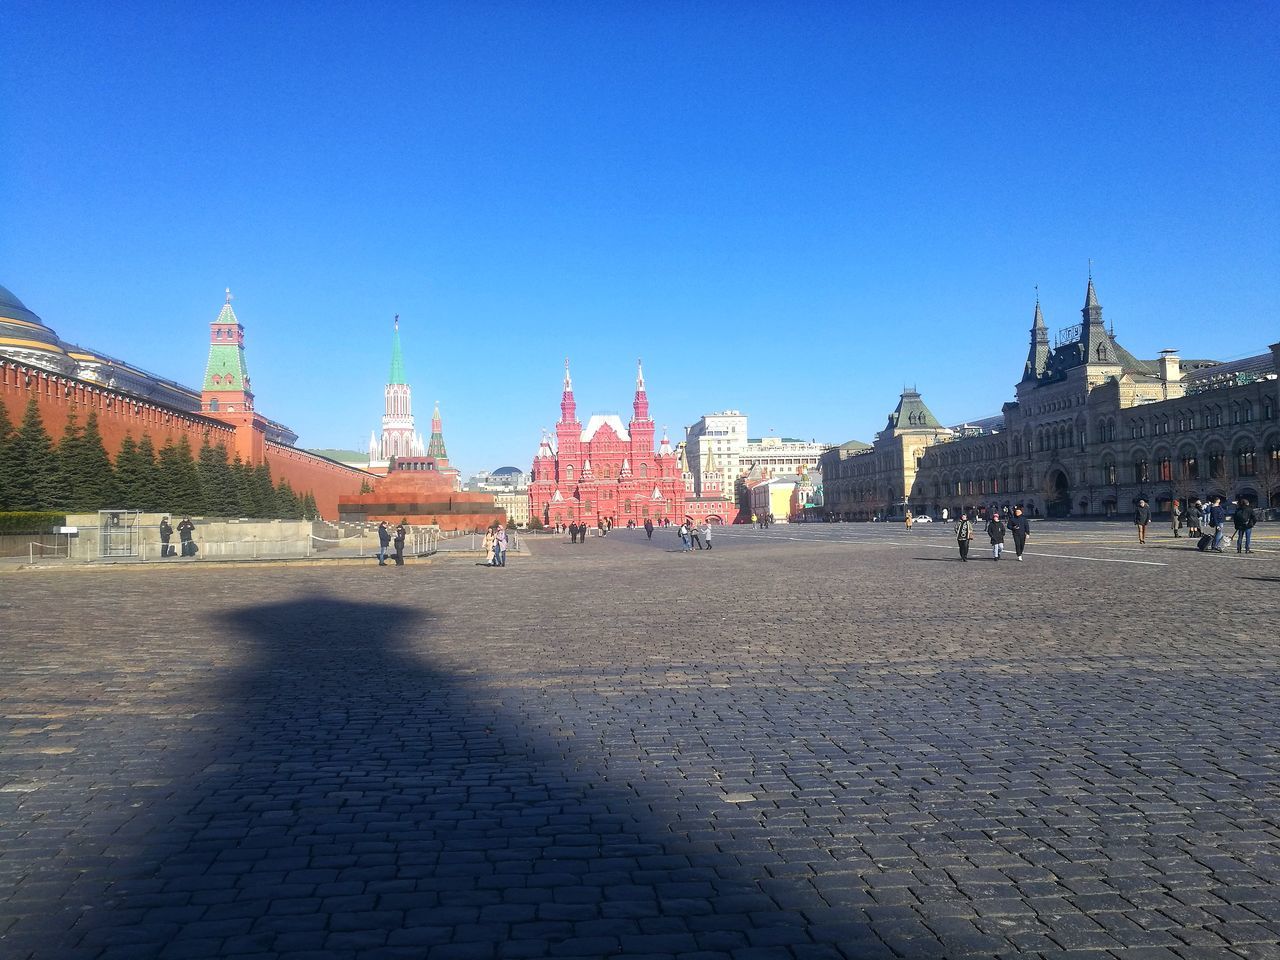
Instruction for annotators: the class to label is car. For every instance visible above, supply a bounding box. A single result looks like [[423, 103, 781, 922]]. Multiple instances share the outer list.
[[912, 515, 933, 523]]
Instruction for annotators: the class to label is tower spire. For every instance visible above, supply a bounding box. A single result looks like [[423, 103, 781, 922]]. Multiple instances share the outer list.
[[1023, 293, 1050, 381], [389, 315, 406, 384], [632, 357, 650, 421], [560, 358, 578, 424], [427, 400, 449, 461]]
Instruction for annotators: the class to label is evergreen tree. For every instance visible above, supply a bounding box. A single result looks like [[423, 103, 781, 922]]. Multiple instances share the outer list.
[[254, 462, 277, 518], [359, 479, 372, 494], [276, 479, 302, 520], [5, 397, 65, 510], [65, 411, 119, 510], [197, 441, 236, 516], [114, 435, 142, 508], [302, 491, 318, 520], [159, 436, 204, 515], [230, 455, 256, 517], [135, 435, 164, 511], [0, 396, 16, 508], [52, 410, 83, 511]]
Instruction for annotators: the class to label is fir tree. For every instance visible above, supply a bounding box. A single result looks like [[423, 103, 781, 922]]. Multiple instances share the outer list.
[[359, 479, 372, 494], [197, 441, 236, 516], [254, 462, 277, 518], [52, 410, 83, 511], [159, 436, 204, 515], [114, 435, 142, 508], [302, 491, 318, 520], [276, 479, 302, 520], [135, 435, 164, 511], [0, 396, 15, 508], [65, 411, 119, 510], [230, 455, 255, 517], [5, 397, 65, 510]]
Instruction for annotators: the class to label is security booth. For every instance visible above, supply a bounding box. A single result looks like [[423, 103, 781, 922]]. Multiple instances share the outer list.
[[98, 509, 142, 557]]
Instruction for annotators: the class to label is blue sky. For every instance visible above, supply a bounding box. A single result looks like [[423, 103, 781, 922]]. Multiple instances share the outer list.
[[3, 2, 1277, 474]]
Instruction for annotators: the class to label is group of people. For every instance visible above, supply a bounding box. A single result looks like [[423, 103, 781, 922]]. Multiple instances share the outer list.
[[376, 521, 408, 566], [677, 520, 714, 552], [158, 516, 197, 557], [480, 525, 509, 566], [954, 506, 1032, 561], [1173, 495, 1257, 554]]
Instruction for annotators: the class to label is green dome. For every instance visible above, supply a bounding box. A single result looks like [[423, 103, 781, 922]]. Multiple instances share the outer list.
[[0, 283, 63, 349]]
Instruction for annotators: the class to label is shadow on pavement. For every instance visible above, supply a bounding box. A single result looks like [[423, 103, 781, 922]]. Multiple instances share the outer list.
[[8, 595, 897, 960]]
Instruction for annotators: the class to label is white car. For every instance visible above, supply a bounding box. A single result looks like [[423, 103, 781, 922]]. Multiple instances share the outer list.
[[912, 515, 933, 523]]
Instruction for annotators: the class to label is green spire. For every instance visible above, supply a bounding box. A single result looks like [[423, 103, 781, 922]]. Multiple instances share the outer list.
[[203, 289, 252, 395], [389, 315, 406, 384]]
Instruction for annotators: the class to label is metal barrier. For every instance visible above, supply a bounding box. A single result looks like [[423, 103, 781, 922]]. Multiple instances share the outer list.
[[28, 541, 67, 564]]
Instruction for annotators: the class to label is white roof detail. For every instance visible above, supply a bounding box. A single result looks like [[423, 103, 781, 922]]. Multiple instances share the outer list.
[[551, 489, 564, 502], [652, 486, 663, 500], [581, 414, 630, 442]]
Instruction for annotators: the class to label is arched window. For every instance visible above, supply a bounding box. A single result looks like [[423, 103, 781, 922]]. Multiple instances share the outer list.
[[639, 462, 648, 478], [208, 399, 219, 412], [1102, 459, 1117, 485], [1133, 457, 1149, 483], [1236, 444, 1257, 477], [1157, 455, 1172, 482], [565, 464, 573, 481], [1179, 451, 1198, 480]]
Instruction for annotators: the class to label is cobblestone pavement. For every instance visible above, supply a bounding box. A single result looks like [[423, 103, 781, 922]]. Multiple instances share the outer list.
[[2, 523, 1277, 960]]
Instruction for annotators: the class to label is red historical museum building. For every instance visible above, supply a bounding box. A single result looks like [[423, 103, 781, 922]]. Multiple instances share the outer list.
[[529, 361, 684, 527]]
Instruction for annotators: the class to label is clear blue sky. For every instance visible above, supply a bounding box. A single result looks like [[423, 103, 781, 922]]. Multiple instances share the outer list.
[[3, 2, 1277, 474]]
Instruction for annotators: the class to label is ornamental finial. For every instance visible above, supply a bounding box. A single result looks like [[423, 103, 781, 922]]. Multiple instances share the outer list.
[[394, 313, 399, 330], [563, 357, 572, 389], [225, 287, 233, 304], [636, 357, 645, 389]]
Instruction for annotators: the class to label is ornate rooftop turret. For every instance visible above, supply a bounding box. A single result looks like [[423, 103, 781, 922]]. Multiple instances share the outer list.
[[1078, 272, 1119, 367], [1022, 293, 1051, 382], [884, 388, 941, 433]]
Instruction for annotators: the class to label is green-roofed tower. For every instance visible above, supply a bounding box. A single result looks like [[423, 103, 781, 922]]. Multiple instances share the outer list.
[[202, 289, 254, 413], [389, 314, 407, 384]]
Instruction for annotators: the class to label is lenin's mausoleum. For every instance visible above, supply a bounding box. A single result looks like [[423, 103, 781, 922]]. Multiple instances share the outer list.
[[0, 284, 370, 516]]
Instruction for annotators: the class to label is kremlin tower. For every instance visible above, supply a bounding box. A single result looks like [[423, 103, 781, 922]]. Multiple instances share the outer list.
[[367, 315, 426, 474]]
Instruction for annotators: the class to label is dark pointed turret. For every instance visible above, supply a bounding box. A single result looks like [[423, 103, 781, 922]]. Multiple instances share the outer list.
[[1022, 296, 1050, 381], [1079, 274, 1118, 366]]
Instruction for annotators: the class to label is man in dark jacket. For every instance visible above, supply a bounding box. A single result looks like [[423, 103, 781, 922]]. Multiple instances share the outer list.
[[1007, 506, 1031, 561], [1134, 499, 1151, 544], [376, 521, 391, 566], [393, 523, 407, 565], [1209, 497, 1227, 552], [644, 518, 654, 540], [159, 517, 174, 558], [986, 513, 1006, 561], [1233, 497, 1257, 554], [177, 517, 196, 557]]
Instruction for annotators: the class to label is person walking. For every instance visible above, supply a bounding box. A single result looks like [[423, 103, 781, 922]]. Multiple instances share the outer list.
[[701, 521, 713, 550], [1008, 506, 1030, 561], [955, 513, 973, 561], [904, 509, 914, 532], [644, 518, 654, 540], [1134, 499, 1151, 544], [1232, 496, 1256, 554], [159, 516, 174, 558], [393, 522, 406, 565], [376, 520, 391, 565], [689, 520, 704, 550], [1170, 498, 1182, 538], [494, 526, 508, 566], [986, 512, 1006, 561], [177, 516, 196, 557], [1209, 497, 1227, 552], [1188, 498, 1203, 539]]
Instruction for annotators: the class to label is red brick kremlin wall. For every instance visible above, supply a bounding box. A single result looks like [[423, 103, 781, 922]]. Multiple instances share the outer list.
[[1, 360, 368, 518]]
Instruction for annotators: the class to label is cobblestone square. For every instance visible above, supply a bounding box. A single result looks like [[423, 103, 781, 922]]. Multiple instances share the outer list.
[[2, 523, 1277, 959]]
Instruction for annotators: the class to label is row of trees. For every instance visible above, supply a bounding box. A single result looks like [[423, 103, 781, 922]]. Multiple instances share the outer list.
[[0, 396, 318, 519]]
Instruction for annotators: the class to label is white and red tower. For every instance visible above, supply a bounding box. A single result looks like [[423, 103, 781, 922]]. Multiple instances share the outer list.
[[367, 315, 425, 473]]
